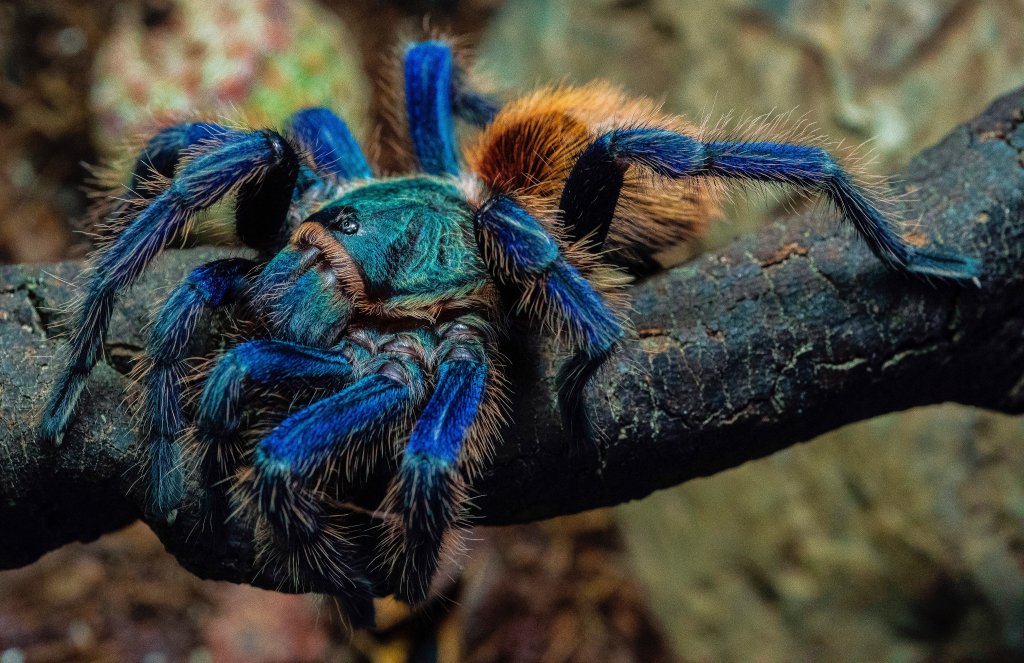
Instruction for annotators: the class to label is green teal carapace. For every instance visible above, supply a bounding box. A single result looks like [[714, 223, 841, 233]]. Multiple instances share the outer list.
[[325, 176, 488, 307]]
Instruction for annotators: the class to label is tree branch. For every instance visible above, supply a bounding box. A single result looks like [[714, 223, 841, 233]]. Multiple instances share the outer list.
[[2, 89, 1022, 593]]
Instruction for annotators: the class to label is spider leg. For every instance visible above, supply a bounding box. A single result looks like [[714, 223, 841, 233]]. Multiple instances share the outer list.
[[114, 119, 326, 226], [254, 359, 420, 539], [251, 342, 425, 625], [127, 108, 370, 206], [560, 128, 980, 280], [194, 339, 356, 486], [125, 122, 305, 250], [405, 41, 461, 176], [454, 79, 500, 127], [122, 109, 369, 204], [476, 194, 624, 437], [143, 258, 255, 517], [393, 321, 490, 604], [40, 128, 300, 446], [103, 123, 236, 234], [403, 40, 499, 176], [125, 122, 227, 200], [285, 107, 373, 182]]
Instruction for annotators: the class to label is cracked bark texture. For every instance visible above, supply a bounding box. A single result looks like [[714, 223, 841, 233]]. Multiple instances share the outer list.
[[0, 88, 1022, 593]]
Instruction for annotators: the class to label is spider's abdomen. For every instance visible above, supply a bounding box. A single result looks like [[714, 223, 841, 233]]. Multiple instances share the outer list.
[[466, 83, 721, 264]]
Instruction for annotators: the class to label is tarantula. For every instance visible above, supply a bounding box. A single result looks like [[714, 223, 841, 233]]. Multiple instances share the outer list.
[[39, 41, 978, 626]]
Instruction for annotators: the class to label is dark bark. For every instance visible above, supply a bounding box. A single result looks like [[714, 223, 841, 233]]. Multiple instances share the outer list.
[[1, 88, 1022, 593]]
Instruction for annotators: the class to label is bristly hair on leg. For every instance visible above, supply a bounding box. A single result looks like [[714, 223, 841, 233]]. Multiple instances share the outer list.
[[39, 126, 303, 448], [251, 506, 377, 629], [376, 321, 507, 604], [690, 108, 981, 281]]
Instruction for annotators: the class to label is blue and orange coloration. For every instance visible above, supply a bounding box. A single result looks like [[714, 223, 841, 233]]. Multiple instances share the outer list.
[[39, 40, 979, 627]]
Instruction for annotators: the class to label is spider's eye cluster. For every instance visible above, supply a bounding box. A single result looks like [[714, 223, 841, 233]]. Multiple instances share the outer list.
[[310, 205, 360, 235], [340, 216, 360, 235]]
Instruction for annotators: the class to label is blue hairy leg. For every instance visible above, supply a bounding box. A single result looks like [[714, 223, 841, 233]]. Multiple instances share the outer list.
[[40, 128, 300, 446], [394, 323, 489, 603], [143, 258, 255, 517], [126, 108, 370, 208], [194, 339, 356, 483], [126, 124, 302, 250], [403, 41, 500, 176], [475, 196, 623, 352], [475, 195, 623, 436], [124, 108, 370, 205], [254, 374, 412, 535], [562, 128, 980, 280], [285, 107, 372, 181], [547, 128, 981, 438], [405, 41, 461, 176], [104, 122, 231, 235], [454, 80, 500, 127], [250, 347, 425, 626], [126, 122, 227, 200], [115, 116, 334, 220]]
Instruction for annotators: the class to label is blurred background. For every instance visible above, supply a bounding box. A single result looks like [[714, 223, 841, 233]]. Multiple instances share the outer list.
[[1, 0, 1024, 661]]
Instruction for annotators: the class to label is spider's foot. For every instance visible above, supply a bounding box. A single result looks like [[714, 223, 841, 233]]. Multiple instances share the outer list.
[[260, 519, 378, 629], [251, 460, 378, 627], [37, 407, 68, 448], [393, 537, 448, 605], [905, 248, 983, 283], [148, 436, 184, 523], [390, 456, 462, 605], [38, 370, 88, 447]]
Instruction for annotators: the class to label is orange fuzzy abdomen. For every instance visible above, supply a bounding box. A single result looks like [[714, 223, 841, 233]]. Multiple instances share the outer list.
[[465, 83, 720, 263]]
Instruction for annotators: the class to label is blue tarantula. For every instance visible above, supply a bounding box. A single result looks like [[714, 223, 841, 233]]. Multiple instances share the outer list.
[[39, 41, 979, 626]]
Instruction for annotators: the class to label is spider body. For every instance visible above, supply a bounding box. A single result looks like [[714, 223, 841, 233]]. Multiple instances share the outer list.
[[39, 40, 979, 627], [284, 176, 491, 322]]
